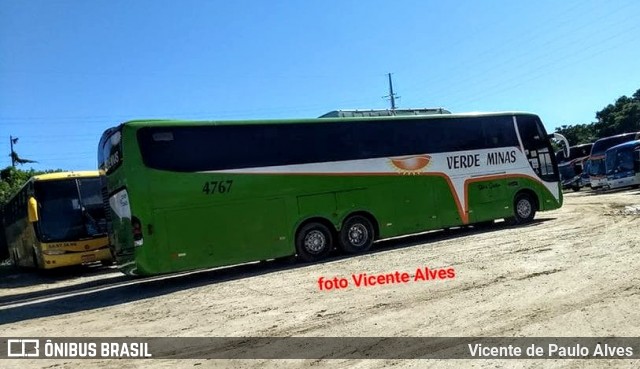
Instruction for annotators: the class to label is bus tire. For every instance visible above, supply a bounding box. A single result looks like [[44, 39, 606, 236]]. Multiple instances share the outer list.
[[512, 193, 536, 225], [295, 222, 333, 262], [572, 185, 580, 192], [339, 215, 374, 254]]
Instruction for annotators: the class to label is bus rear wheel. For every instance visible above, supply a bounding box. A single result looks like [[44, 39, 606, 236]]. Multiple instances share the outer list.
[[509, 193, 536, 225], [295, 222, 333, 262], [339, 215, 374, 254]]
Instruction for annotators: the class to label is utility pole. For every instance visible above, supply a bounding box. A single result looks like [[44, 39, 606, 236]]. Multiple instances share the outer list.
[[10, 135, 15, 167], [384, 73, 400, 110], [8, 136, 35, 167]]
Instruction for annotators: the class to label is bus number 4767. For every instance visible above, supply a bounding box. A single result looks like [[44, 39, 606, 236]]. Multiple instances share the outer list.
[[202, 180, 233, 195]]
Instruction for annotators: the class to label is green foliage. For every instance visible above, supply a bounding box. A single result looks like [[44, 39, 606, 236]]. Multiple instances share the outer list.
[[0, 166, 63, 207], [555, 88, 640, 146], [594, 92, 640, 137], [554, 123, 596, 146]]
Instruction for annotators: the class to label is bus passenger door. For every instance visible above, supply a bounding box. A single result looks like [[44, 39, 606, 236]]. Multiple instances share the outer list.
[[467, 178, 507, 223]]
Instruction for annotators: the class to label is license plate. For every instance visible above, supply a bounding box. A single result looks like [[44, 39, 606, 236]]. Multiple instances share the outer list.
[[81, 254, 96, 263]]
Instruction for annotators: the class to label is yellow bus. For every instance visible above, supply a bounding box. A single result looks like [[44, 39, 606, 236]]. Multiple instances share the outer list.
[[3, 171, 113, 269]]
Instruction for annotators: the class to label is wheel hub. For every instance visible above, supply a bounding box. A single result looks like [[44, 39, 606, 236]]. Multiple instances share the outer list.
[[517, 199, 532, 218], [348, 224, 368, 247], [304, 230, 326, 253]]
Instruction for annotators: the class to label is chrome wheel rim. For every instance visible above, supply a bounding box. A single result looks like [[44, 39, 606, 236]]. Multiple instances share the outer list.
[[304, 230, 326, 253], [348, 223, 368, 247], [516, 199, 532, 219]]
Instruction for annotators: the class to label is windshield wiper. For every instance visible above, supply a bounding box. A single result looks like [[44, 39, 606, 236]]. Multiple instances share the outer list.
[[74, 179, 103, 237]]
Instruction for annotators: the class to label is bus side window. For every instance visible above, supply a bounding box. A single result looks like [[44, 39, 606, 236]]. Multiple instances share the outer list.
[[481, 116, 518, 148]]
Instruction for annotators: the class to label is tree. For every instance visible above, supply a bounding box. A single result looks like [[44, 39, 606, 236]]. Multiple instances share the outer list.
[[554, 123, 596, 146], [593, 89, 640, 138], [555, 88, 640, 145], [0, 166, 63, 261], [0, 166, 62, 207]]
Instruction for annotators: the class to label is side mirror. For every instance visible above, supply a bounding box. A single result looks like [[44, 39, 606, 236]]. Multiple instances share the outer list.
[[28, 196, 39, 222], [550, 133, 570, 158]]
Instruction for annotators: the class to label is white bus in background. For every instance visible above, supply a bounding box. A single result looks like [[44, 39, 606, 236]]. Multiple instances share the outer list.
[[604, 140, 640, 190], [588, 132, 640, 190]]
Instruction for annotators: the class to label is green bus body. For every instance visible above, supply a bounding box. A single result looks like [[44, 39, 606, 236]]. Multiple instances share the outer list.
[[99, 112, 562, 276]]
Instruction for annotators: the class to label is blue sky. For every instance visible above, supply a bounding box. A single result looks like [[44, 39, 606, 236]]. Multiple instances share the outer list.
[[1, 0, 639, 171]]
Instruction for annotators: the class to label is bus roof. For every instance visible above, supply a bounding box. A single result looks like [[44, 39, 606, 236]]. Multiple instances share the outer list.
[[33, 171, 101, 182], [318, 108, 451, 118], [118, 111, 540, 128], [605, 139, 640, 153], [556, 143, 593, 162], [592, 132, 640, 153]]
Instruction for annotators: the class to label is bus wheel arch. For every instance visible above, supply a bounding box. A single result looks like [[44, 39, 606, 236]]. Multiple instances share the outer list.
[[31, 248, 41, 269], [339, 211, 378, 254], [509, 190, 538, 224], [294, 217, 336, 262]]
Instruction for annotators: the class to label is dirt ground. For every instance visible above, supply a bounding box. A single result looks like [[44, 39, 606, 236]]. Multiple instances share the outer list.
[[2, 189, 640, 368]]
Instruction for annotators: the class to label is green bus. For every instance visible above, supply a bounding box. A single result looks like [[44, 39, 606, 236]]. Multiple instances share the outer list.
[[98, 112, 563, 276]]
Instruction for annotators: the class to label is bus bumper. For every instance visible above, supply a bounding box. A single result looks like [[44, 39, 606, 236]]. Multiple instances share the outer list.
[[41, 248, 113, 269], [606, 176, 639, 190], [590, 177, 607, 189]]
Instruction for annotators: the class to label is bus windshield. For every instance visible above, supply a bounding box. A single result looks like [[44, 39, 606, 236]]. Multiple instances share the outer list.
[[589, 158, 604, 176], [98, 127, 123, 174], [35, 178, 107, 242], [606, 148, 635, 175]]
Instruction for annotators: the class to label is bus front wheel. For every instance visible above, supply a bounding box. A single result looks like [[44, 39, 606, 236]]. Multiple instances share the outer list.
[[339, 215, 374, 254], [509, 193, 536, 225], [295, 222, 333, 262]]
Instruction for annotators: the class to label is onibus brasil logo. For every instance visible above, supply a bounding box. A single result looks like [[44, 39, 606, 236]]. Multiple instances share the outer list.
[[6, 339, 152, 358]]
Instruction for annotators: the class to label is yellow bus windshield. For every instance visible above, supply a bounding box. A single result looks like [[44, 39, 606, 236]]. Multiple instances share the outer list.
[[35, 177, 107, 242]]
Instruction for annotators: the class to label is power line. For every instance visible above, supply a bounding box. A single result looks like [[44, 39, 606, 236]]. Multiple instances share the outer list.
[[439, 11, 638, 103], [402, 0, 636, 98], [447, 26, 640, 111]]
